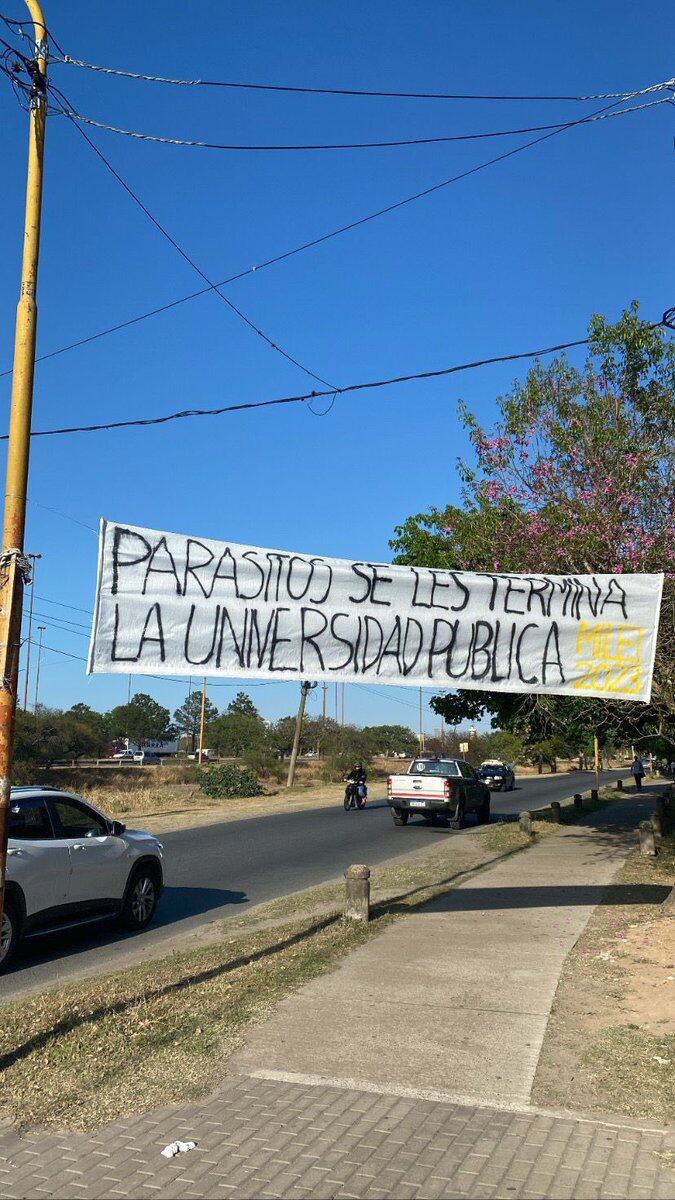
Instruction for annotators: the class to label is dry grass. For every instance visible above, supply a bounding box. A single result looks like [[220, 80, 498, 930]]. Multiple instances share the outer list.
[[532, 830, 675, 1123]]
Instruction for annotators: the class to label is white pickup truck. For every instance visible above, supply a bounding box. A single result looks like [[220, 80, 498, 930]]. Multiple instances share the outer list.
[[387, 756, 492, 829]]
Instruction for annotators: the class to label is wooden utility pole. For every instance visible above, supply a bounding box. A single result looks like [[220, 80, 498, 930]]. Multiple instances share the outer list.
[[197, 677, 207, 765], [287, 681, 315, 788], [322, 681, 327, 720], [0, 0, 48, 944]]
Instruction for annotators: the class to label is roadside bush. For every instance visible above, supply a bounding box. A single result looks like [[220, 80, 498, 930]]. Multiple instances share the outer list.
[[241, 747, 284, 782], [198, 764, 263, 799], [320, 752, 354, 783]]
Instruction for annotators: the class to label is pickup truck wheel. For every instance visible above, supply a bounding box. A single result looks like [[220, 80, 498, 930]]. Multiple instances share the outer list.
[[392, 809, 409, 826], [0, 898, 20, 973], [477, 797, 491, 824], [450, 798, 466, 830]]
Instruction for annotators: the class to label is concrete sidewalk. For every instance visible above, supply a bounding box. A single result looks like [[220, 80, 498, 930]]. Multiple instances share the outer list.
[[232, 795, 656, 1110], [2, 791, 674, 1199]]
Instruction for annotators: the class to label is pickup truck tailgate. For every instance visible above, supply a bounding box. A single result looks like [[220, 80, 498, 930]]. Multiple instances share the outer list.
[[388, 773, 447, 801]]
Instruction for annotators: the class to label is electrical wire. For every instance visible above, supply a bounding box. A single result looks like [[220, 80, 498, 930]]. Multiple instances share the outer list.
[[4, 312, 672, 440], [36, 594, 93, 615], [54, 53, 675, 104], [29, 637, 275, 688], [0, 86, 657, 383], [50, 95, 671, 152], [45, 82, 335, 392]]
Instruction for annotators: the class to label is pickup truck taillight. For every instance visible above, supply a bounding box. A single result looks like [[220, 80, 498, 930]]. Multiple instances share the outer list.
[[444, 778, 453, 799], [387, 776, 392, 797]]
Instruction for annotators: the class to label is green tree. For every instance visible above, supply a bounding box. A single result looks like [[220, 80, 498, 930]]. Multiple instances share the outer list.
[[210, 711, 268, 757], [227, 692, 260, 718], [107, 693, 173, 743], [15, 708, 102, 768], [173, 690, 219, 751], [66, 703, 109, 756], [391, 307, 675, 751], [480, 730, 526, 765], [362, 724, 418, 757]]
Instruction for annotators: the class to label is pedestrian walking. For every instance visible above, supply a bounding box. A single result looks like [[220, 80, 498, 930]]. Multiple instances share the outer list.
[[631, 754, 646, 792]]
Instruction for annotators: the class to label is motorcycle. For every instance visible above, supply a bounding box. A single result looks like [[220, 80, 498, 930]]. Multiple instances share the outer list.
[[343, 779, 368, 811]]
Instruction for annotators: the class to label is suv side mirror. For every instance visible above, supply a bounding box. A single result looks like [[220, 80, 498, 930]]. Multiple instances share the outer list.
[[111, 820, 126, 837]]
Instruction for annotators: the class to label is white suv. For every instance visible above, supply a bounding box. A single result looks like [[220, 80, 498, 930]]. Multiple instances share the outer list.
[[1, 787, 164, 972]]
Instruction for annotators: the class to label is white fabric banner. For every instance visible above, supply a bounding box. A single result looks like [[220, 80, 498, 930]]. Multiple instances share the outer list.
[[88, 520, 664, 703]]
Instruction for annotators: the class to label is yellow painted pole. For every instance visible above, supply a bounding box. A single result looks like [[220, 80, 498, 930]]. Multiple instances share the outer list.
[[594, 733, 600, 793], [0, 0, 48, 943]]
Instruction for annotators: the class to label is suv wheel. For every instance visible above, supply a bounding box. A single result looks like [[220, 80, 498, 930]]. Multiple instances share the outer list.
[[0, 898, 20, 973], [121, 866, 160, 930]]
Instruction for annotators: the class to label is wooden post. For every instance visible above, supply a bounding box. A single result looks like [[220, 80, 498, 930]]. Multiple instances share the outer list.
[[573, 792, 583, 810], [519, 811, 534, 837], [550, 801, 561, 823]]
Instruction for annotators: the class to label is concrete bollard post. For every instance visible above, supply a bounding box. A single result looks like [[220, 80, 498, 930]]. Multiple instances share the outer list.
[[656, 795, 670, 835], [550, 801, 561, 824], [573, 793, 583, 810], [344, 864, 371, 922], [652, 811, 663, 841], [616, 779, 623, 791], [519, 811, 534, 837], [639, 821, 657, 857], [591, 788, 599, 803]]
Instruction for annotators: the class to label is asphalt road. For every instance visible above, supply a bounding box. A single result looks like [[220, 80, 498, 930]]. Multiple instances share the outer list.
[[1, 770, 624, 998]]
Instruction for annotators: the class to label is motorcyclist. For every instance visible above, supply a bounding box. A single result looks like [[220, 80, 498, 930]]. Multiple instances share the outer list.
[[344, 762, 367, 808]]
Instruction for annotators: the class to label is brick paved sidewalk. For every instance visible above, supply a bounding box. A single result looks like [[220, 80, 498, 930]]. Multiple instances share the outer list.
[[1, 1073, 674, 1200]]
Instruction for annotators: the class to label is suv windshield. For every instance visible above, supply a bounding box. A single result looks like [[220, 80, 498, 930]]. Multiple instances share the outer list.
[[480, 765, 505, 776], [410, 760, 460, 776]]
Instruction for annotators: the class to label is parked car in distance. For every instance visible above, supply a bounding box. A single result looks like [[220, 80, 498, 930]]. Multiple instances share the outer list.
[[387, 757, 491, 828], [187, 748, 216, 761], [111, 749, 135, 762], [477, 760, 516, 791], [1, 787, 164, 972], [133, 750, 162, 766]]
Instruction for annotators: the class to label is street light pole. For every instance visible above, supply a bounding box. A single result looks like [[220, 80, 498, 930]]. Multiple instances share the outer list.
[[21, 551, 41, 710], [0, 0, 48, 938], [197, 677, 207, 765], [33, 625, 46, 712]]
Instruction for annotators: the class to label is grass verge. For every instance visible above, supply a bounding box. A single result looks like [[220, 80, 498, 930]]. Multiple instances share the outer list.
[[532, 830, 675, 1123]]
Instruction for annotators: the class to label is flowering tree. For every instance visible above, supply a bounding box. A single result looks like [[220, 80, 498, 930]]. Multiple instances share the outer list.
[[390, 306, 675, 749]]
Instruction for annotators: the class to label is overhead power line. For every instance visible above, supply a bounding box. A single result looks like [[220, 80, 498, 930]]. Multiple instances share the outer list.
[[0, 86, 656, 382], [49, 95, 670, 152], [45, 82, 335, 391], [3, 311, 672, 440], [55, 54, 675, 104]]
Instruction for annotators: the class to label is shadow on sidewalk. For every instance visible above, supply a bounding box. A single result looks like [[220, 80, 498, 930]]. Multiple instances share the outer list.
[[412, 880, 671, 915]]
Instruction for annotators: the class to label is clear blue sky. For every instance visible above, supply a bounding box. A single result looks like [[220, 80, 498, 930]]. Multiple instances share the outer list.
[[1, 0, 672, 732]]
